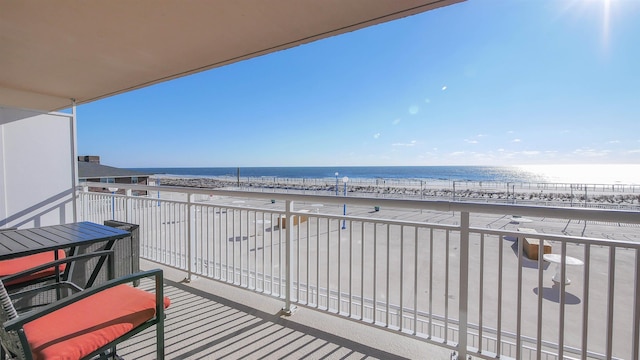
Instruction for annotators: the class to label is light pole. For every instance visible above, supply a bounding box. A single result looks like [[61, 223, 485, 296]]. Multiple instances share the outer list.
[[108, 187, 118, 219], [342, 176, 348, 229], [335, 172, 339, 196]]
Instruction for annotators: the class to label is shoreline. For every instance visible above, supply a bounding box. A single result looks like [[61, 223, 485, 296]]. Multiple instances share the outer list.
[[156, 175, 640, 209]]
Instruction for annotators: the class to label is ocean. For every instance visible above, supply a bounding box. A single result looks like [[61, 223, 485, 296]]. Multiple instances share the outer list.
[[130, 164, 639, 185]]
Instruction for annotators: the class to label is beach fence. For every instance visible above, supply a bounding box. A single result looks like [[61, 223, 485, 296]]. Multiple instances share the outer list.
[[79, 182, 640, 360]]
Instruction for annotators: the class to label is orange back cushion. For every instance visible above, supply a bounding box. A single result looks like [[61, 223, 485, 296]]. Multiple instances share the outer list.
[[0, 250, 67, 286]]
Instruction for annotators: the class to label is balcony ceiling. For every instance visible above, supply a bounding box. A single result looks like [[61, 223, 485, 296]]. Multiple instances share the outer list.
[[0, 0, 461, 112]]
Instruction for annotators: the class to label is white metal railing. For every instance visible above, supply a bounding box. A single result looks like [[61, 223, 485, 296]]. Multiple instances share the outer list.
[[79, 182, 640, 360]]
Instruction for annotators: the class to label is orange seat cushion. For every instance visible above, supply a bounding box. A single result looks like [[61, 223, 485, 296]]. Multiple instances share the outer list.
[[23, 284, 170, 360], [0, 251, 67, 286]]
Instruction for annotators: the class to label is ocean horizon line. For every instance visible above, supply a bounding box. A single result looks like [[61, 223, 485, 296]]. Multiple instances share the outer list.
[[127, 164, 639, 185]]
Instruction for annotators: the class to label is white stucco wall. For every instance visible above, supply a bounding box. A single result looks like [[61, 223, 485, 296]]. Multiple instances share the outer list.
[[0, 106, 75, 229]]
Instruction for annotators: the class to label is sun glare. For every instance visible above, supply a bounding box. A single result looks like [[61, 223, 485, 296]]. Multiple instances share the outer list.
[[558, 0, 615, 50], [602, 0, 611, 49]]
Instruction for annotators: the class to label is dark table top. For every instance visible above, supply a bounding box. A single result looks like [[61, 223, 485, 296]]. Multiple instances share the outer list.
[[0, 222, 130, 260]]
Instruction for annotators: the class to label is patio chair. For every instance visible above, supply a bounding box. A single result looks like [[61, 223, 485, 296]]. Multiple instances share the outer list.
[[0, 268, 170, 359]]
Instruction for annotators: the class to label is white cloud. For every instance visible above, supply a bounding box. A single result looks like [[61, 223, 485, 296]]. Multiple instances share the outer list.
[[392, 140, 417, 147], [392, 118, 401, 125], [572, 148, 611, 157], [373, 133, 381, 139], [442, 86, 447, 91], [465, 139, 478, 144], [512, 138, 522, 143], [608, 140, 620, 144], [408, 106, 419, 115]]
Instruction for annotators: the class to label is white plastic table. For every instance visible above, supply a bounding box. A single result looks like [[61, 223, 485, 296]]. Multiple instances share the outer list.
[[543, 253, 584, 285]]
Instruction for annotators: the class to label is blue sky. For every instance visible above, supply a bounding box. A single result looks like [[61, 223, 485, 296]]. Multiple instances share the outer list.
[[77, 0, 640, 168]]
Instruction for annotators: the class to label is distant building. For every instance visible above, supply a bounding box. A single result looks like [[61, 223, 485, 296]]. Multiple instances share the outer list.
[[77, 156, 152, 196]]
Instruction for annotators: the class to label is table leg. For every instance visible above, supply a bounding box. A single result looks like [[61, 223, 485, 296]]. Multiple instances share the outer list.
[[552, 264, 571, 285]]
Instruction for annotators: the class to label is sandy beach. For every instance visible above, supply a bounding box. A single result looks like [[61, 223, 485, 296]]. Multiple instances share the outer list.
[[156, 175, 640, 209]]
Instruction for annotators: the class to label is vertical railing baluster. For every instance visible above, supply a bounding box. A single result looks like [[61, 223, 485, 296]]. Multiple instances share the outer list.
[[283, 200, 295, 314], [125, 189, 132, 222], [445, 230, 450, 342], [516, 225, 523, 360], [306, 216, 311, 304], [479, 233, 485, 353], [606, 246, 616, 359], [386, 224, 391, 327], [373, 223, 378, 324], [205, 206, 210, 277], [280, 211, 284, 295], [338, 217, 342, 313], [82, 186, 88, 221], [558, 241, 567, 360], [231, 206, 235, 283], [536, 234, 544, 360], [429, 228, 434, 338], [157, 197, 162, 262], [348, 219, 353, 316], [497, 234, 503, 356], [271, 212, 275, 294], [224, 207, 229, 282], [360, 222, 365, 319], [186, 194, 193, 281], [234, 209, 242, 286], [582, 243, 591, 360], [413, 226, 418, 335], [266, 212, 271, 292], [316, 217, 320, 307], [399, 225, 404, 331], [633, 248, 640, 360], [326, 218, 330, 310]]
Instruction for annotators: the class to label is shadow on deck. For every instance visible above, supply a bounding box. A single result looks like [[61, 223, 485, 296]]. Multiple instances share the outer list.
[[117, 261, 451, 359]]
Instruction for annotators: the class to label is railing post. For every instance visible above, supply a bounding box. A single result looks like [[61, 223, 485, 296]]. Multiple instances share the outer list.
[[81, 185, 88, 221], [458, 211, 469, 359], [282, 200, 296, 315], [633, 248, 640, 360], [125, 188, 133, 223]]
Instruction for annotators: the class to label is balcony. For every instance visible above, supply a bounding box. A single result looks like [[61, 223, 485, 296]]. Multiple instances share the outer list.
[[80, 182, 640, 359]]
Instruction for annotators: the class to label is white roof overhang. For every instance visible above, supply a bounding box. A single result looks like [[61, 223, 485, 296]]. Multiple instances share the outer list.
[[0, 0, 462, 112]]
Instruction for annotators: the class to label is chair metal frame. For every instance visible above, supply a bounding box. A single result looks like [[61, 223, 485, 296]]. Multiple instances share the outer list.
[[0, 258, 166, 360]]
